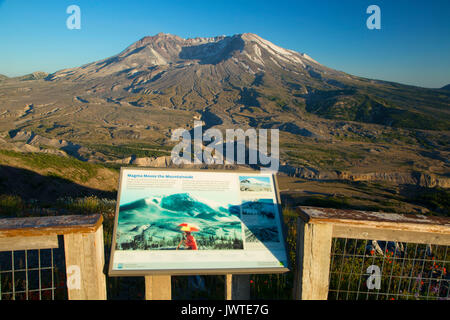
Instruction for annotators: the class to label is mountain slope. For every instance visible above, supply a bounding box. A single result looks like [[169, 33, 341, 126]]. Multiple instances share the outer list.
[[41, 32, 449, 131], [0, 32, 448, 186]]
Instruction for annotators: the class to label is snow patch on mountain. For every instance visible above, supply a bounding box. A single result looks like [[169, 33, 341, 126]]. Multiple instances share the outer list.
[[241, 33, 307, 67]]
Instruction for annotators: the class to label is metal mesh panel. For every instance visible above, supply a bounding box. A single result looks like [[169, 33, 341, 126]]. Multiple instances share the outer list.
[[328, 238, 449, 300], [0, 236, 67, 300]]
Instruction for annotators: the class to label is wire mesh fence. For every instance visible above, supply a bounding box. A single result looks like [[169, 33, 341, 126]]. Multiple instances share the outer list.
[[328, 238, 449, 300], [0, 236, 67, 300]]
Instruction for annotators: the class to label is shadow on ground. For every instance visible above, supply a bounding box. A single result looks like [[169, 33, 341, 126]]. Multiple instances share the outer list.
[[0, 165, 116, 202]]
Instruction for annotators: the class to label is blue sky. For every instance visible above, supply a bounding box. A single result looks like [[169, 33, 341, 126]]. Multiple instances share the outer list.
[[0, 0, 449, 88]]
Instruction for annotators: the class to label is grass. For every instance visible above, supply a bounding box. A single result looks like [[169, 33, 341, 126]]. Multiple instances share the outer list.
[[302, 196, 352, 209], [305, 90, 450, 131], [284, 143, 364, 170], [378, 131, 417, 145], [87, 143, 171, 159], [414, 188, 450, 215], [389, 110, 450, 131], [55, 196, 116, 215], [0, 149, 101, 183], [0, 195, 24, 216]]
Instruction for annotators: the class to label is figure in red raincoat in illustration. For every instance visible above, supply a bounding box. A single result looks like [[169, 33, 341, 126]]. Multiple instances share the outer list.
[[177, 231, 198, 250], [176, 223, 199, 250]]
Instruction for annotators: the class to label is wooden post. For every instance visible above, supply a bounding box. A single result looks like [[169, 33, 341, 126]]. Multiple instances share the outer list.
[[225, 274, 250, 300], [64, 225, 107, 300], [0, 214, 106, 300], [294, 218, 333, 300], [145, 275, 172, 300], [293, 206, 450, 300]]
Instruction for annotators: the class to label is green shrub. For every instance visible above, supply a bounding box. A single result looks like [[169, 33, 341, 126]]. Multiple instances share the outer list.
[[0, 194, 24, 216], [56, 196, 116, 214]]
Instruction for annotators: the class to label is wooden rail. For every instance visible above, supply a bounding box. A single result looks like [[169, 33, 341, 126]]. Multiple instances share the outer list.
[[0, 214, 106, 300], [293, 207, 450, 300]]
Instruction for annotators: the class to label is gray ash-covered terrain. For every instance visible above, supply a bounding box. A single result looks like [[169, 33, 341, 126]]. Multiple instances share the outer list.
[[0, 32, 449, 191]]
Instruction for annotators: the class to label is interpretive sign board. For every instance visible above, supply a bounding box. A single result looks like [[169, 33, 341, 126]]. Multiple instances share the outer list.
[[109, 168, 289, 276]]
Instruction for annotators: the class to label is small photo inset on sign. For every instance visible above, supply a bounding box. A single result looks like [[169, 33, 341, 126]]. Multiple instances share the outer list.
[[239, 176, 272, 192]]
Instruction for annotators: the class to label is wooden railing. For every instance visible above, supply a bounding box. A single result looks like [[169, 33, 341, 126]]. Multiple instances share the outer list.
[[0, 214, 106, 300], [2, 207, 449, 300], [293, 207, 450, 300], [0, 213, 249, 300]]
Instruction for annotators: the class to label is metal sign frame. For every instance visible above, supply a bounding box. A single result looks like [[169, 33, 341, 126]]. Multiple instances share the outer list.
[[108, 167, 290, 276]]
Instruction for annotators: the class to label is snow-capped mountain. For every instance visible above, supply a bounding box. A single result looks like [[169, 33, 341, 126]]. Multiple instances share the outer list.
[[47, 32, 323, 81], [240, 178, 270, 186], [39, 32, 448, 133], [116, 193, 243, 250], [0, 32, 448, 183], [240, 178, 272, 192]]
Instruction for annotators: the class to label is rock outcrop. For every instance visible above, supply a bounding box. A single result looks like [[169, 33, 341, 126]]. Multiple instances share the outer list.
[[278, 164, 450, 188]]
